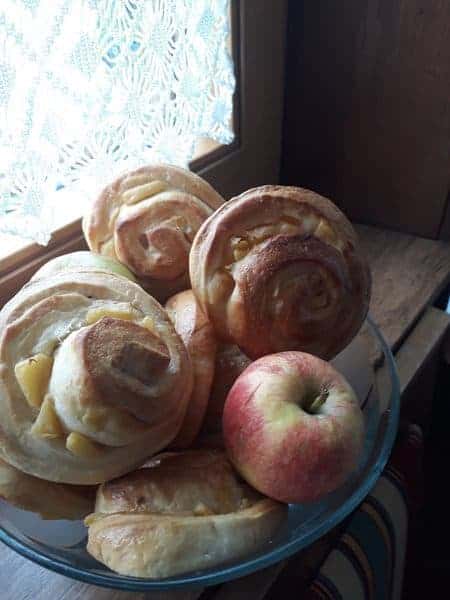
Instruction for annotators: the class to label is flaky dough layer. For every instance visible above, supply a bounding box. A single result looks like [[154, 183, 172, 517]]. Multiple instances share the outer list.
[[83, 164, 224, 301], [0, 270, 192, 484], [190, 185, 371, 360]]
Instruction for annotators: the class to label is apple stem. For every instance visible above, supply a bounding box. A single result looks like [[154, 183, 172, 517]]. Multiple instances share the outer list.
[[308, 391, 328, 414]]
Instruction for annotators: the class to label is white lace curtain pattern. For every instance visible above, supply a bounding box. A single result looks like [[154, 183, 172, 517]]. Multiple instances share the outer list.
[[0, 0, 235, 244]]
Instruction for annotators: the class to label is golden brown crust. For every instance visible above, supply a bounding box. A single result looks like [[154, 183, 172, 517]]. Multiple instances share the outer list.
[[86, 501, 283, 578], [83, 164, 224, 301], [95, 450, 259, 515], [0, 457, 95, 520], [0, 270, 193, 484], [86, 450, 286, 578], [165, 290, 217, 448], [190, 185, 371, 359], [79, 318, 171, 423]]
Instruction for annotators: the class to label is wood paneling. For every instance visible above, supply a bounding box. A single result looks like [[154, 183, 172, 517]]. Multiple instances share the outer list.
[[282, 0, 450, 238], [0, 234, 87, 307], [396, 306, 449, 433], [395, 307, 450, 397], [200, 0, 288, 198], [357, 223, 450, 352], [437, 190, 450, 241]]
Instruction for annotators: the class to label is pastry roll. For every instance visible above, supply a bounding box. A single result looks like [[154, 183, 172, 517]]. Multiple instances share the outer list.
[[0, 270, 192, 485], [31, 251, 136, 283], [165, 290, 217, 448], [83, 165, 224, 301], [201, 343, 251, 436], [86, 450, 286, 578], [0, 457, 95, 520], [190, 185, 371, 360]]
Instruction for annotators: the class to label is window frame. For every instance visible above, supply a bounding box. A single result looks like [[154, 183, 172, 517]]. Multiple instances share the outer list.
[[0, 0, 288, 305]]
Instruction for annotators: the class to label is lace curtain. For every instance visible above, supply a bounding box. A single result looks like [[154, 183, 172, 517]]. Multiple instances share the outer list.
[[0, 0, 235, 245]]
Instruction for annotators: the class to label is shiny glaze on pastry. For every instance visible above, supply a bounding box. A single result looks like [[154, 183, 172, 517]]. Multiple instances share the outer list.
[[86, 450, 286, 578], [190, 185, 371, 359], [83, 164, 224, 301]]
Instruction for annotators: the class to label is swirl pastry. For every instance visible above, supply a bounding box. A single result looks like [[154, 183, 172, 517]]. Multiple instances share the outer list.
[[0, 270, 192, 485], [83, 165, 224, 301], [165, 290, 217, 448], [190, 185, 371, 360], [0, 458, 95, 520], [31, 251, 136, 283], [86, 450, 286, 578]]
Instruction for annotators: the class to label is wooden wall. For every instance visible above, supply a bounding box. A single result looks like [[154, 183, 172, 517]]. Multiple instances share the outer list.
[[281, 0, 450, 239]]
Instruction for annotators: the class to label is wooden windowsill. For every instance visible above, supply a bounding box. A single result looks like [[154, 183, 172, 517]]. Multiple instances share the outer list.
[[355, 223, 450, 356]]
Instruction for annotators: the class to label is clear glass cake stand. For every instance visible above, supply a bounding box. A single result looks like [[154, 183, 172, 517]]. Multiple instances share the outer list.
[[0, 316, 400, 591]]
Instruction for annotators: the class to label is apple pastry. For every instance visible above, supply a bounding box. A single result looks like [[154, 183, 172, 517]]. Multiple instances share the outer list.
[[31, 251, 136, 283], [165, 290, 217, 448], [190, 185, 371, 359], [85, 450, 286, 578], [0, 457, 95, 520], [0, 270, 192, 485], [83, 164, 224, 302]]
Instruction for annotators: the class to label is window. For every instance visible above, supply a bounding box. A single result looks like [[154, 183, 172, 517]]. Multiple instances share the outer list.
[[0, 0, 287, 304], [0, 0, 235, 250]]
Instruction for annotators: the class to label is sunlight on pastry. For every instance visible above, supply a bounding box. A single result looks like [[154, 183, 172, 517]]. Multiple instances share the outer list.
[[0, 270, 192, 485], [31, 251, 137, 284], [85, 305, 139, 324], [83, 165, 225, 302], [121, 180, 169, 205]]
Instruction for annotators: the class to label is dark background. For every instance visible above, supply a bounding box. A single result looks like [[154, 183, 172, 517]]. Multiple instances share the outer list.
[[280, 0, 450, 239], [280, 2, 450, 597]]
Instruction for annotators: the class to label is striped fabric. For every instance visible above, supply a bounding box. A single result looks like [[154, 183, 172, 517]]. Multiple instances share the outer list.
[[304, 423, 423, 600]]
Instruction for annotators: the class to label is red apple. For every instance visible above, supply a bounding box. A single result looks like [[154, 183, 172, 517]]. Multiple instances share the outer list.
[[222, 351, 364, 504]]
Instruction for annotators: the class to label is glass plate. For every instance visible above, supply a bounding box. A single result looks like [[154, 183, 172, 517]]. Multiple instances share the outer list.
[[0, 316, 400, 591]]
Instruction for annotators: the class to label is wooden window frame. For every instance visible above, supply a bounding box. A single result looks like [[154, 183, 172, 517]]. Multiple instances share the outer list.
[[0, 0, 287, 305]]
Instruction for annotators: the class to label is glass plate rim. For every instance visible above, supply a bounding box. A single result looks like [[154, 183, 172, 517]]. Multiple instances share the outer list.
[[0, 314, 400, 591]]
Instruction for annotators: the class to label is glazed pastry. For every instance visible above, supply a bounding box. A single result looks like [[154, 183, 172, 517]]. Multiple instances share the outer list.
[[201, 343, 251, 436], [0, 458, 95, 520], [83, 164, 224, 301], [86, 450, 286, 578], [31, 251, 136, 283], [165, 290, 217, 448], [190, 185, 371, 360], [0, 270, 192, 485]]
